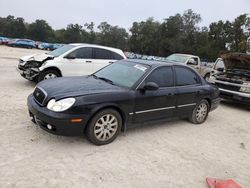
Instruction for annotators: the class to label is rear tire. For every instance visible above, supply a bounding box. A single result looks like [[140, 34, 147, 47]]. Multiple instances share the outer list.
[[38, 69, 60, 82], [189, 99, 210, 124], [85, 109, 122, 145]]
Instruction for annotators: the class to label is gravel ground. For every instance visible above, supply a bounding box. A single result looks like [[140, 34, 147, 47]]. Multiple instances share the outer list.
[[0, 46, 249, 188]]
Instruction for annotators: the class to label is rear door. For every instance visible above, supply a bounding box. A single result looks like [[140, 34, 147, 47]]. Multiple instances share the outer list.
[[174, 65, 202, 116], [133, 66, 177, 123], [60, 47, 93, 76]]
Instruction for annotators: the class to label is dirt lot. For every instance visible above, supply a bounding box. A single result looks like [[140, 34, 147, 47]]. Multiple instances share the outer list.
[[0, 45, 249, 188]]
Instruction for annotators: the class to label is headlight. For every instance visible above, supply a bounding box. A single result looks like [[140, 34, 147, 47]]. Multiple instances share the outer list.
[[47, 98, 75, 112], [27, 61, 40, 67], [240, 86, 250, 93]]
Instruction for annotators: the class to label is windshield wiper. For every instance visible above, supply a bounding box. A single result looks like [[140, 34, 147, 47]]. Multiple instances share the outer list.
[[91, 74, 114, 85], [91, 74, 98, 79], [98, 77, 114, 85]]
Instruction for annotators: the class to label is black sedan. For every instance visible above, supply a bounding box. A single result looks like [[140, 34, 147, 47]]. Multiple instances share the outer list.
[[27, 59, 220, 145]]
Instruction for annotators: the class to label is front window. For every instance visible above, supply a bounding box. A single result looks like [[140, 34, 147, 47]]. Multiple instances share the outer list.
[[67, 47, 92, 59], [47, 44, 74, 57], [94, 61, 149, 88], [166, 54, 190, 63], [145, 67, 174, 87]]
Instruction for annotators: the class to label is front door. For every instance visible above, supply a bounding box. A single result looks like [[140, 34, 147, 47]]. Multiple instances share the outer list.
[[61, 47, 94, 76], [133, 66, 177, 123]]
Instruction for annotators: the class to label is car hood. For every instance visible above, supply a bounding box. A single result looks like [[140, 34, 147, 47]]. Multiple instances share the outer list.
[[20, 53, 54, 62], [222, 53, 250, 71], [37, 76, 126, 100]]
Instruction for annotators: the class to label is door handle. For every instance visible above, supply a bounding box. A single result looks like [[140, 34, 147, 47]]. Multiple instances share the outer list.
[[109, 61, 114, 64], [86, 61, 92, 63], [167, 92, 174, 96]]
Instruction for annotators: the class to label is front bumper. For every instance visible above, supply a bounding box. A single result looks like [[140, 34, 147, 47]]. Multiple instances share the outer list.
[[17, 66, 40, 81], [27, 94, 88, 136], [219, 88, 250, 104]]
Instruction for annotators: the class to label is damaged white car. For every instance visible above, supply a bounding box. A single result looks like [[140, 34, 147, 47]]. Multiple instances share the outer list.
[[209, 53, 250, 104], [17, 43, 126, 82]]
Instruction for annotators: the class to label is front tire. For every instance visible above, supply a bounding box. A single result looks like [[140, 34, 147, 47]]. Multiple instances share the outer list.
[[38, 69, 60, 82], [85, 109, 122, 145], [189, 99, 210, 124], [204, 73, 210, 81]]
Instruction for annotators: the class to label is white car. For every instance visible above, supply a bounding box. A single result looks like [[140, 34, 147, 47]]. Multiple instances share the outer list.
[[17, 43, 126, 82]]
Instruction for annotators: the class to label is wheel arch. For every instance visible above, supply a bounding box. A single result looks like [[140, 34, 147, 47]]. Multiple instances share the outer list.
[[40, 66, 62, 77], [203, 97, 211, 109], [84, 104, 127, 133]]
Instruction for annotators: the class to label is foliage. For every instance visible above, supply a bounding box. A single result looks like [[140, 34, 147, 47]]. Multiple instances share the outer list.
[[0, 11, 249, 60]]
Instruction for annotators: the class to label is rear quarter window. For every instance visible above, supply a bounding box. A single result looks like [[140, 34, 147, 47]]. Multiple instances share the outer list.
[[111, 52, 124, 60], [175, 66, 200, 86], [94, 48, 112, 59]]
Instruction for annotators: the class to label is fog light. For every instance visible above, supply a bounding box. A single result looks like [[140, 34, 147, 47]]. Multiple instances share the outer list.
[[47, 124, 52, 130]]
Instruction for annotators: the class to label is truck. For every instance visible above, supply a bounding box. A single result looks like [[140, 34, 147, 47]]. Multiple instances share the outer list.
[[166, 53, 212, 80]]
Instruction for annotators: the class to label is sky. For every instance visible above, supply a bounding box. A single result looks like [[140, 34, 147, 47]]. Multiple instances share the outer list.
[[0, 0, 250, 30]]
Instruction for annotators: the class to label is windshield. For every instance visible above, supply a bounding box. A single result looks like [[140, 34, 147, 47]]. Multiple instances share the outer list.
[[166, 54, 190, 63], [47, 44, 74, 57], [94, 61, 149, 88]]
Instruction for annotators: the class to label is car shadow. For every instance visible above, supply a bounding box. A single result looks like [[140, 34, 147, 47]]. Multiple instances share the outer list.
[[17, 79, 37, 88], [221, 99, 250, 111], [124, 118, 189, 136]]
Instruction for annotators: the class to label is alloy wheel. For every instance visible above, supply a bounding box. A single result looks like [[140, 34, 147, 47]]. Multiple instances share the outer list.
[[44, 73, 57, 80], [94, 114, 118, 141], [196, 102, 208, 123]]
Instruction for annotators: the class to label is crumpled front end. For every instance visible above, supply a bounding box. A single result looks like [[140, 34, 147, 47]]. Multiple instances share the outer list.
[[17, 54, 54, 81], [17, 59, 42, 80]]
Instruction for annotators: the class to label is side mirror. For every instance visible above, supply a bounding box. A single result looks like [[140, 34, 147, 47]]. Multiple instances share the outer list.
[[142, 82, 159, 91], [187, 58, 196, 65], [217, 67, 224, 72], [65, 54, 76, 59]]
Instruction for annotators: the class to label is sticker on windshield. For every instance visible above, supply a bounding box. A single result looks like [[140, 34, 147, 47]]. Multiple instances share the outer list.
[[134, 64, 147, 72]]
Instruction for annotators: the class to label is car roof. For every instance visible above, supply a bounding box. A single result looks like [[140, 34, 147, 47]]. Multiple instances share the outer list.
[[69, 43, 125, 57], [170, 53, 199, 58], [122, 59, 174, 67], [70, 43, 122, 51]]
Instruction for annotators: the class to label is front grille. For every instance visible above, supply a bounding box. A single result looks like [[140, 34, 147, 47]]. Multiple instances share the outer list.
[[33, 87, 47, 105], [215, 82, 240, 92]]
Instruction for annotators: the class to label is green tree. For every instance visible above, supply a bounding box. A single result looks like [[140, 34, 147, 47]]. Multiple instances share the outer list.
[[63, 24, 83, 43], [231, 14, 250, 52], [96, 22, 128, 49], [129, 18, 161, 55], [27, 19, 54, 42]]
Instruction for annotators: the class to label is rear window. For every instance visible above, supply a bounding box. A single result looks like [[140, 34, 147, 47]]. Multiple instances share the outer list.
[[93, 48, 112, 59], [111, 52, 124, 60]]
